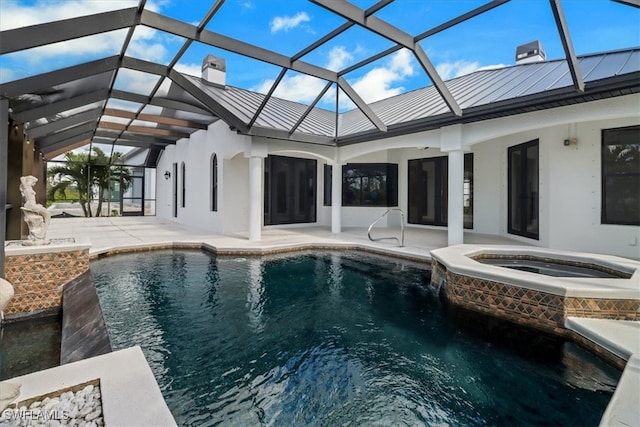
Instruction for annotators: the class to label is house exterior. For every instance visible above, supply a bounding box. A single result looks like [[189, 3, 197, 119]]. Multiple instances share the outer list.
[[155, 47, 640, 259]]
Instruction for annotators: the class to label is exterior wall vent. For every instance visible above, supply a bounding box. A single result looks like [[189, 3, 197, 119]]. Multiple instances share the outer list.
[[202, 55, 226, 87], [515, 40, 546, 65]]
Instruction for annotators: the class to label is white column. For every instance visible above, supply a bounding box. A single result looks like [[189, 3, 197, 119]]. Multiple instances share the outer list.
[[331, 162, 343, 234], [441, 124, 464, 247], [447, 149, 464, 246], [248, 156, 262, 241]]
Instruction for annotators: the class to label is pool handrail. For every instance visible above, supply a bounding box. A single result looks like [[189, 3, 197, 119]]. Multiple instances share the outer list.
[[367, 208, 405, 247]]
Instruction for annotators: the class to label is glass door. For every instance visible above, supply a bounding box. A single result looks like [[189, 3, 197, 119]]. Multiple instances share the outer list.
[[264, 156, 316, 225], [508, 140, 539, 239]]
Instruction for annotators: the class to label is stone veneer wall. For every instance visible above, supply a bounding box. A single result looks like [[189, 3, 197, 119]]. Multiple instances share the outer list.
[[430, 259, 638, 368], [4, 248, 90, 316], [431, 259, 639, 333]]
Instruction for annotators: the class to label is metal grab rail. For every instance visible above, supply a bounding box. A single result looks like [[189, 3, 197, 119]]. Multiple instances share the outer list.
[[367, 208, 405, 247]]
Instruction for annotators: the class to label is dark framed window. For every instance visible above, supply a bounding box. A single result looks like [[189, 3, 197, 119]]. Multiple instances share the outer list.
[[508, 140, 539, 239], [602, 125, 640, 225], [172, 162, 178, 217], [407, 154, 473, 228], [324, 164, 332, 206], [324, 163, 399, 207], [264, 155, 317, 225], [342, 163, 398, 207], [211, 154, 218, 212], [180, 161, 186, 208]]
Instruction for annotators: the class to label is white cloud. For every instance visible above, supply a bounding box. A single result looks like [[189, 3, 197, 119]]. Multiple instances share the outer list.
[[0, 1, 138, 30], [0, 0, 173, 89], [238, 0, 255, 10], [0, 67, 16, 84], [115, 69, 161, 94], [348, 48, 415, 104], [269, 12, 311, 34], [254, 73, 327, 105], [252, 46, 352, 104], [174, 63, 203, 78], [435, 60, 506, 80], [252, 47, 416, 109], [326, 46, 353, 72]]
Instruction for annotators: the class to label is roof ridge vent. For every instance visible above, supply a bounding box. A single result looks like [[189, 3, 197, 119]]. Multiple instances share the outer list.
[[515, 40, 545, 65], [202, 54, 226, 87]]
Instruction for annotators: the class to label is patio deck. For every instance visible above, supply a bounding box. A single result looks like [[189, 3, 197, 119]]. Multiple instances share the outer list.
[[46, 216, 529, 259]]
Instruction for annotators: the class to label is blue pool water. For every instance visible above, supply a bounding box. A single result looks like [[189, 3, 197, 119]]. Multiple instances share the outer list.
[[92, 250, 620, 426]]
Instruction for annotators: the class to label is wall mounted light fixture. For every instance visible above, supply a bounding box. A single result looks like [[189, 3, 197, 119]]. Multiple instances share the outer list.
[[164, 170, 171, 180]]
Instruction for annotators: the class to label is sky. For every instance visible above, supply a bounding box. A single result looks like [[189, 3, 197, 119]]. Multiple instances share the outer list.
[[1, 0, 639, 112]]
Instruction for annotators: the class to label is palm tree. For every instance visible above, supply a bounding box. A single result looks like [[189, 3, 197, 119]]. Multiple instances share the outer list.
[[47, 147, 133, 217]]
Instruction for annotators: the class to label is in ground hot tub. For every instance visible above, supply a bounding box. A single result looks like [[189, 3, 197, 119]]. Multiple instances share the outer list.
[[430, 245, 639, 339]]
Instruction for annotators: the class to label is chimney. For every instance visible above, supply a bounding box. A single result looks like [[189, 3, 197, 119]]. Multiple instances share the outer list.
[[202, 55, 226, 87], [515, 40, 545, 65]]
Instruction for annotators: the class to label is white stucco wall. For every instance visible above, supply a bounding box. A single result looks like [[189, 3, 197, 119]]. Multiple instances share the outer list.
[[468, 110, 640, 259], [155, 94, 640, 258], [156, 121, 252, 233]]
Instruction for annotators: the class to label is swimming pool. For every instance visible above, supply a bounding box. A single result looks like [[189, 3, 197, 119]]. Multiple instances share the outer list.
[[92, 250, 620, 426]]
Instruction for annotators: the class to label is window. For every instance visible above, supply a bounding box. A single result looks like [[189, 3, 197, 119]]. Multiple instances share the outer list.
[[211, 154, 218, 212], [264, 155, 317, 225], [342, 163, 398, 207], [407, 154, 473, 228], [323, 164, 332, 206], [602, 125, 640, 225], [508, 140, 539, 239], [323, 163, 398, 207], [172, 162, 178, 217], [180, 161, 186, 208]]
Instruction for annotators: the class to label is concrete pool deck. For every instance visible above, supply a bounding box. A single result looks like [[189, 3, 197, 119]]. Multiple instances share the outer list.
[[45, 215, 525, 258], [5, 216, 640, 426]]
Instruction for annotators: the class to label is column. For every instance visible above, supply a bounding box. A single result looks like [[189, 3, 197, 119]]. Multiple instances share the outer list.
[[248, 156, 262, 241], [331, 162, 343, 234], [441, 124, 464, 247], [447, 149, 464, 246]]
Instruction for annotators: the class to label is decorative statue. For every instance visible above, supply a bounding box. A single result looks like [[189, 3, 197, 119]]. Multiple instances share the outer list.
[[20, 175, 51, 246], [0, 277, 14, 322]]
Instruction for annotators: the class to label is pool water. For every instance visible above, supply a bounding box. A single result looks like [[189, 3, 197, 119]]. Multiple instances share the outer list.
[[92, 250, 620, 426], [0, 314, 61, 380], [476, 257, 622, 278]]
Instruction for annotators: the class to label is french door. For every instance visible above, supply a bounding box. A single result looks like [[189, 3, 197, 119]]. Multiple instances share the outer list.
[[508, 140, 539, 239]]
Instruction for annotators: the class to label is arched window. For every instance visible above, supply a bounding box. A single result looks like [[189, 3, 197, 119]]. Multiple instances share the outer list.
[[181, 161, 186, 208], [211, 154, 218, 212]]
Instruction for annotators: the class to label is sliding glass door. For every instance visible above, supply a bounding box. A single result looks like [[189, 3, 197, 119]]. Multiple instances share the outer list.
[[264, 155, 316, 225], [408, 154, 473, 228]]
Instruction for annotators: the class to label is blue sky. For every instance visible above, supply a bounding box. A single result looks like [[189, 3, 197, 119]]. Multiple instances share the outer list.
[[1, 0, 639, 110]]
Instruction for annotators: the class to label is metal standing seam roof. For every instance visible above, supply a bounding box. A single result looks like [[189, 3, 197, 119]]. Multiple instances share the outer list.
[[335, 48, 640, 142], [1, 0, 639, 164], [178, 48, 640, 143]]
